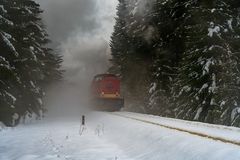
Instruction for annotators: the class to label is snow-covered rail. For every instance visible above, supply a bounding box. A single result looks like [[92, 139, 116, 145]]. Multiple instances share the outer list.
[[112, 112, 240, 147]]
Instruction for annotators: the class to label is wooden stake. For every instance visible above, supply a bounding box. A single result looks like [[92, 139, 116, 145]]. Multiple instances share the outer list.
[[82, 115, 85, 126]]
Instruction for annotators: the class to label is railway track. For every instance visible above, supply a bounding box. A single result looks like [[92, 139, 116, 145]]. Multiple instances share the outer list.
[[112, 112, 240, 147]]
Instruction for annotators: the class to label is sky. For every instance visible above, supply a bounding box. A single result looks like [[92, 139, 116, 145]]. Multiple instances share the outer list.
[[36, 0, 118, 84]]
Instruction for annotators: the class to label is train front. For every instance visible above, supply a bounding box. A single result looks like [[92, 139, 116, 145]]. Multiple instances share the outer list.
[[90, 74, 124, 111]]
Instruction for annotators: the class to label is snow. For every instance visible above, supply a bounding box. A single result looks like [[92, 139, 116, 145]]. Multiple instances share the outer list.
[[208, 23, 221, 37], [203, 58, 213, 75], [117, 112, 240, 144], [130, 0, 140, 16], [29, 46, 37, 61], [10, 105, 15, 109], [220, 101, 226, 107], [0, 56, 11, 70], [37, 98, 43, 106], [30, 46, 34, 51], [1, 32, 18, 56], [1, 112, 240, 160], [30, 81, 35, 88], [5, 91, 17, 104], [0, 117, 131, 160], [149, 83, 157, 94], [0, 15, 14, 26], [131, 6, 138, 15], [228, 19, 233, 31], [20, 112, 39, 124], [198, 83, 208, 93], [24, 7, 33, 14], [0, 122, 5, 131], [12, 113, 19, 126], [211, 8, 216, 13], [209, 73, 217, 93], [0, 5, 7, 13], [231, 107, 240, 122], [194, 107, 203, 120], [2, 31, 13, 40], [179, 85, 191, 96]]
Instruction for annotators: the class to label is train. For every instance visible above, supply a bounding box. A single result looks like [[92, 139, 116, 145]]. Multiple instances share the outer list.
[[90, 74, 124, 111]]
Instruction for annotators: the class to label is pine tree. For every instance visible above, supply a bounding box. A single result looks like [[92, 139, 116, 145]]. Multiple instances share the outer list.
[[0, 0, 62, 126], [146, 0, 186, 116], [110, 0, 156, 112], [0, 0, 20, 126], [110, 0, 129, 75], [173, 0, 240, 126], [110, 0, 240, 127]]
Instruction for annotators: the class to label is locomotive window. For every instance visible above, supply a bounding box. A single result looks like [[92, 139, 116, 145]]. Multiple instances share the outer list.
[[94, 76, 103, 82]]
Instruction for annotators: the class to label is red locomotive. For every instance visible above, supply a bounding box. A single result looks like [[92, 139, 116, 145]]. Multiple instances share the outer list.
[[90, 74, 124, 111]]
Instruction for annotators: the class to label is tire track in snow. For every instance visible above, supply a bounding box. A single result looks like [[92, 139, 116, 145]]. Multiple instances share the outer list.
[[112, 113, 240, 147]]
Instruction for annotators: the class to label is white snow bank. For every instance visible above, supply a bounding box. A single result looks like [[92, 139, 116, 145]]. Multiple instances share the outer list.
[[1, 112, 240, 160], [116, 112, 240, 144], [95, 112, 240, 160], [0, 118, 132, 160]]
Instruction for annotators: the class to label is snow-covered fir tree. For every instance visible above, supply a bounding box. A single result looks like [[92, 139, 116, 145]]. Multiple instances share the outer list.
[[0, 0, 62, 126], [172, 0, 240, 126], [110, 0, 155, 112], [110, 0, 129, 75], [111, 0, 240, 127], [147, 0, 184, 116]]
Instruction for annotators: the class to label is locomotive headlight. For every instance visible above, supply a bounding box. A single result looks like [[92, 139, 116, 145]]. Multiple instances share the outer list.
[[116, 92, 120, 97]]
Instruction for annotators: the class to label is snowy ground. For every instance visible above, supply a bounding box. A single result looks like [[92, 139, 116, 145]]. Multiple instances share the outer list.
[[115, 112, 240, 143], [1, 112, 240, 160]]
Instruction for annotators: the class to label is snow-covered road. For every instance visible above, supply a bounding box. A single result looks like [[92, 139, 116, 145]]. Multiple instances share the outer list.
[[1, 112, 240, 160]]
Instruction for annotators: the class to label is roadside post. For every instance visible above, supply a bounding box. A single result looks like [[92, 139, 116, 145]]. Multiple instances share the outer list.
[[79, 115, 86, 135], [82, 115, 85, 126]]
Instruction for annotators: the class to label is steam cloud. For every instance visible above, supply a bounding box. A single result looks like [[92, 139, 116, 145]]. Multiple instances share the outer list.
[[35, 0, 118, 115], [36, 0, 117, 83]]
